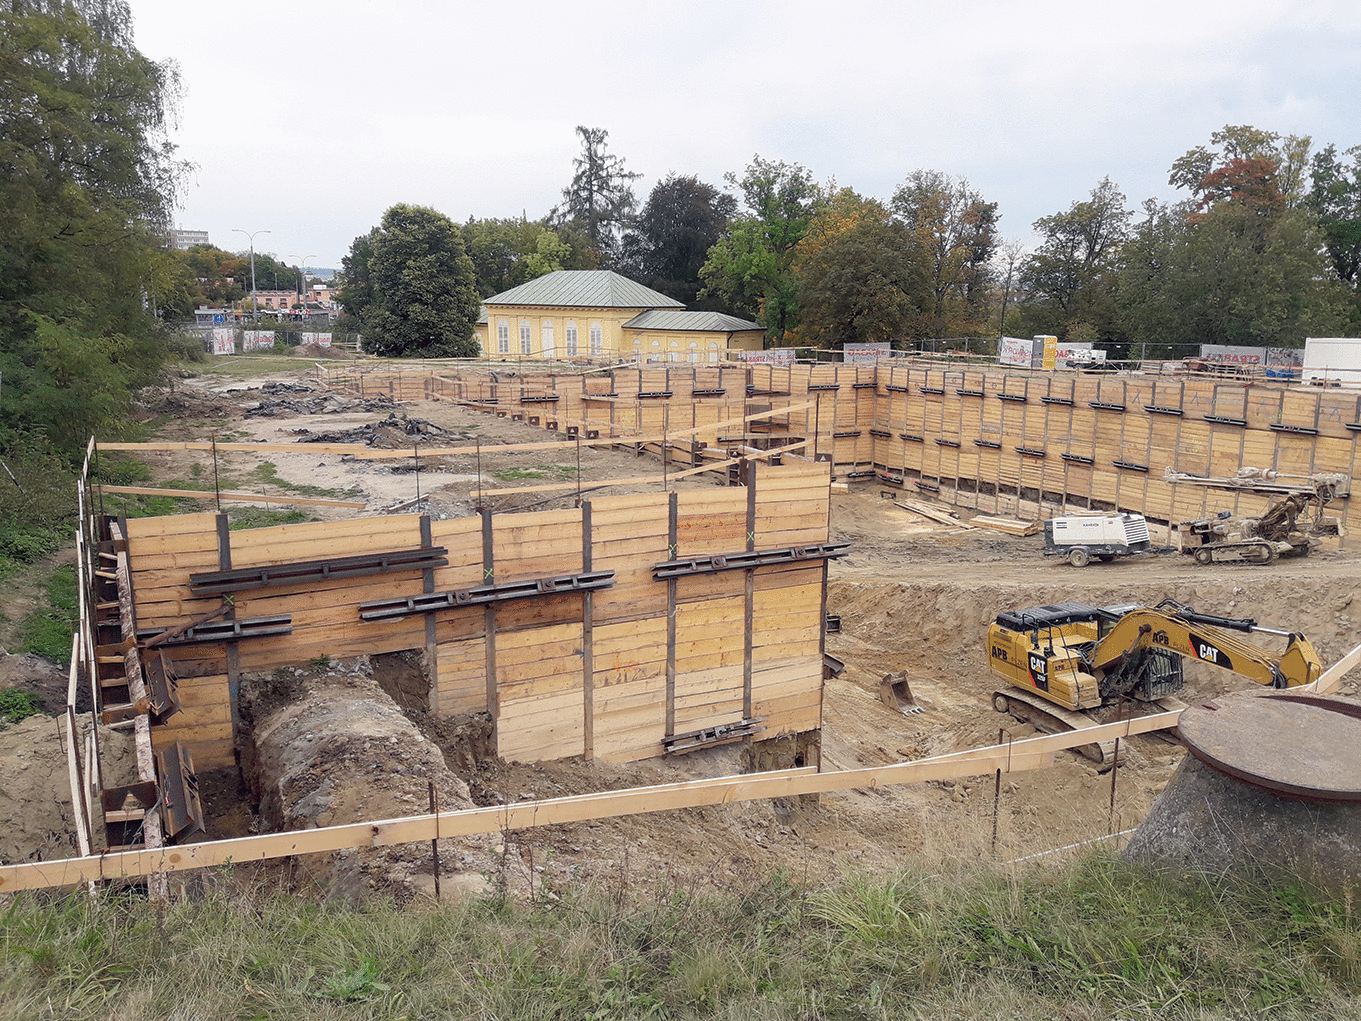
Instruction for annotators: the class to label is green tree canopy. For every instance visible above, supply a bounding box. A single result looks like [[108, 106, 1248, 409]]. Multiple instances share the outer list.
[[700, 157, 823, 343], [619, 174, 737, 307], [793, 191, 925, 348], [462, 218, 568, 298], [1016, 178, 1131, 342], [1309, 143, 1361, 318], [0, 0, 186, 454], [1121, 128, 1350, 354], [343, 205, 481, 358], [1120, 196, 1347, 353]]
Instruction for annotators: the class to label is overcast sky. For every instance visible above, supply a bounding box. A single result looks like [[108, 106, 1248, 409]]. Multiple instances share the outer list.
[[126, 0, 1361, 274]]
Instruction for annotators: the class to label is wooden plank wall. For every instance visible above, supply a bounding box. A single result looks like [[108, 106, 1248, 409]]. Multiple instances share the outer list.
[[333, 362, 1361, 536], [120, 459, 832, 769]]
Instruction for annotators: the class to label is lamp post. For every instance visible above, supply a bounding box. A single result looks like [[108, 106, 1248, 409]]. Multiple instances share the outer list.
[[291, 254, 316, 315], [232, 228, 271, 318]]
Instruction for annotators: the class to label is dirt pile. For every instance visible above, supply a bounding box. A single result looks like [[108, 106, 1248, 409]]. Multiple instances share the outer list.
[[239, 657, 509, 902], [0, 714, 136, 863]]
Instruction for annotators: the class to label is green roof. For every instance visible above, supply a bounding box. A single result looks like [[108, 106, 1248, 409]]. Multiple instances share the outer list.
[[623, 310, 763, 332], [485, 270, 685, 310]]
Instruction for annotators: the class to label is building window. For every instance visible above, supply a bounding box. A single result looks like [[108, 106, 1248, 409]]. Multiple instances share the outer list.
[[708, 341, 720, 364], [688, 341, 699, 363], [519, 319, 531, 355], [497, 318, 509, 354], [566, 321, 578, 356], [669, 340, 680, 363], [632, 337, 642, 363], [650, 338, 661, 362], [541, 319, 555, 358], [589, 321, 602, 356]]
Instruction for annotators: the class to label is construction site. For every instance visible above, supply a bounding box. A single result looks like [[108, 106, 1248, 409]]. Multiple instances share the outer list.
[[3, 355, 1361, 901]]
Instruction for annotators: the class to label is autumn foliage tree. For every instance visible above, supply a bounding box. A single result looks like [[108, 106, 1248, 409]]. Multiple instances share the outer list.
[[793, 190, 925, 348], [890, 171, 998, 337]]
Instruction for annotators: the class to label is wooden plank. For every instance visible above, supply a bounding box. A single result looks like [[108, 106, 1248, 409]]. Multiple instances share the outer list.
[[93, 485, 366, 508], [123, 512, 221, 540]]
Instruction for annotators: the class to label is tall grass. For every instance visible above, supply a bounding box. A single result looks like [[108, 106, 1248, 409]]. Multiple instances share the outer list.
[[1, 854, 1357, 1020]]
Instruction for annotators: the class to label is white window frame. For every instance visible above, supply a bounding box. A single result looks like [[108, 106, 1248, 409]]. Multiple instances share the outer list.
[[519, 319, 531, 355], [566, 320, 578, 356], [589, 321, 603, 356], [541, 319, 555, 358], [688, 341, 699, 363], [708, 341, 720, 364], [497, 318, 509, 354]]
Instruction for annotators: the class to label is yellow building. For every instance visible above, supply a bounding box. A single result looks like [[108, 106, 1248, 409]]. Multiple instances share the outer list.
[[476, 270, 765, 362]]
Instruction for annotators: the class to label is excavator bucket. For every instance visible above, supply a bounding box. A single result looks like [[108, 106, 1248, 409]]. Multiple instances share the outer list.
[[879, 671, 923, 714]]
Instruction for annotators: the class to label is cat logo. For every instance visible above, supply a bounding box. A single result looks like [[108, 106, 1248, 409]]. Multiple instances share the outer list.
[[1189, 634, 1233, 671], [1028, 651, 1049, 691]]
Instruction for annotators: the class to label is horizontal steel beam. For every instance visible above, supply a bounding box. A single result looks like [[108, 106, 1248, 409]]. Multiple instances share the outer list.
[[189, 547, 448, 594], [652, 542, 851, 579], [135, 615, 293, 645], [359, 570, 616, 621]]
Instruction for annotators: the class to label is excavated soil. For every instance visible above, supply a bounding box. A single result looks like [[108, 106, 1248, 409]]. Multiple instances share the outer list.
[[4, 364, 1360, 900]]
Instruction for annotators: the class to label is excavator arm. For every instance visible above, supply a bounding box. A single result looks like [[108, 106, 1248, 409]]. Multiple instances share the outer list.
[[1089, 599, 1322, 691]]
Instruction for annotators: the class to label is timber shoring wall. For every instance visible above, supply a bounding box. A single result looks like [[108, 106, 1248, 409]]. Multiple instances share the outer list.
[[317, 361, 1361, 536], [122, 458, 831, 772]]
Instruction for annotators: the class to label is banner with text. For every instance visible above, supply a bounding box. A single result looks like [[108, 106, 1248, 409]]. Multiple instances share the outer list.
[[843, 342, 891, 364]]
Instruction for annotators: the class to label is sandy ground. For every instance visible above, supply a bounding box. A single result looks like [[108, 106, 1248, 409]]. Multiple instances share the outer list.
[[5, 365, 1360, 898]]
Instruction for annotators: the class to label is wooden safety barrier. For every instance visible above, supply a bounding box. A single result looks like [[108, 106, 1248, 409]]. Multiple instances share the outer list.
[[1, 710, 1180, 893]]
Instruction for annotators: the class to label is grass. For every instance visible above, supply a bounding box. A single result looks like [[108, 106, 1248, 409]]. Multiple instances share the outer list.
[[251, 461, 361, 500], [189, 353, 354, 379], [0, 855, 1357, 1020], [16, 563, 79, 664], [0, 688, 41, 726], [491, 464, 580, 482]]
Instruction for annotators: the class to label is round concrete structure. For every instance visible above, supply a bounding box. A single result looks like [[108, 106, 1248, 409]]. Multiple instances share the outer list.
[[1124, 693, 1361, 891]]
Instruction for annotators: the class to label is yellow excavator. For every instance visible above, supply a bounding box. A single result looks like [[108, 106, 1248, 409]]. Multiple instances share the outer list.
[[987, 598, 1322, 761]]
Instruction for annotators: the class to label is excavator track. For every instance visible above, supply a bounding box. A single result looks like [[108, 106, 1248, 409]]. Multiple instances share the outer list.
[[991, 688, 1120, 766], [989, 690, 1188, 767]]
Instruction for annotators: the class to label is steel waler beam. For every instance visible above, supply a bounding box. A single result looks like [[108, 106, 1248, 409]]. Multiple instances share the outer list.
[[651, 542, 851, 579], [359, 570, 617, 621], [188, 547, 449, 594]]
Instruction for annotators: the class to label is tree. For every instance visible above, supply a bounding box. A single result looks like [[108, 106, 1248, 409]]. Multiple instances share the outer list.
[[552, 126, 641, 265], [0, 0, 187, 454], [890, 171, 998, 337], [347, 205, 481, 358], [699, 157, 823, 343], [1169, 125, 1313, 208], [462, 218, 569, 298], [1015, 178, 1131, 341], [335, 227, 378, 330], [619, 174, 737, 306], [1308, 144, 1361, 302], [1120, 130, 1349, 354], [794, 191, 925, 348], [1119, 197, 1347, 354]]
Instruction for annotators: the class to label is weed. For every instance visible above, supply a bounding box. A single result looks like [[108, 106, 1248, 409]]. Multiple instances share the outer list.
[[227, 508, 310, 530], [308, 655, 331, 671], [250, 461, 360, 499], [490, 463, 580, 482], [321, 957, 388, 1002], [0, 688, 40, 726], [17, 564, 78, 663]]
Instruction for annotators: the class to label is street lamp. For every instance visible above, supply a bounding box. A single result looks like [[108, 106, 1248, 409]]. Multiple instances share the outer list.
[[232, 227, 271, 318], [291, 254, 316, 313]]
